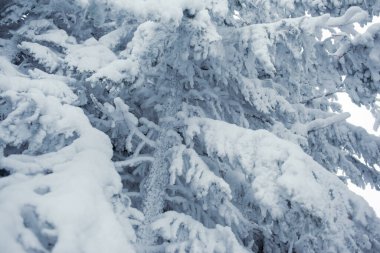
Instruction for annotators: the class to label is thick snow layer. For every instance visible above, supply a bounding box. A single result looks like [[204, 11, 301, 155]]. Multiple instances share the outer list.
[[1, 2, 380, 252], [185, 117, 380, 251], [87, 59, 139, 83], [33, 29, 74, 48], [65, 38, 117, 73], [351, 23, 380, 83], [18, 41, 61, 72], [16, 19, 76, 48], [0, 58, 136, 253], [0, 57, 76, 104], [76, 0, 228, 23]]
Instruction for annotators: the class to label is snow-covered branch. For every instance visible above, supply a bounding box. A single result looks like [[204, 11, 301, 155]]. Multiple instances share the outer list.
[[114, 155, 155, 169], [306, 112, 351, 132]]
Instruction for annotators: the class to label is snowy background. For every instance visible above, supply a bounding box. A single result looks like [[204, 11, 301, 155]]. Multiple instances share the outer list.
[[339, 92, 380, 216], [1, 1, 380, 252], [338, 16, 380, 216]]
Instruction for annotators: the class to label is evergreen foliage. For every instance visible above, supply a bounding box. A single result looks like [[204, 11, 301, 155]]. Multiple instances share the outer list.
[[1, 0, 380, 252]]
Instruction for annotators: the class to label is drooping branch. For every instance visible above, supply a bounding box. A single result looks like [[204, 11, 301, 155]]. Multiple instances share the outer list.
[[306, 112, 350, 132], [114, 155, 155, 170]]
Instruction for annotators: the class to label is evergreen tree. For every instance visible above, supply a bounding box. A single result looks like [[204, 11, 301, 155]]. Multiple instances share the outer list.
[[1, 0, 380, 252]]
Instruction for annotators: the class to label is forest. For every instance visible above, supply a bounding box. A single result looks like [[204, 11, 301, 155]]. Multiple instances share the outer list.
[[1, 0, 380, 252]]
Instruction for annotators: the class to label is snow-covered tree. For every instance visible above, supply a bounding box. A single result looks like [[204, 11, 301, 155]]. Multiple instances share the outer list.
[[1, 0, 380, 252]]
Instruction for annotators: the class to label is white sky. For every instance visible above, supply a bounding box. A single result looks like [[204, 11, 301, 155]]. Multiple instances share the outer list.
[[338, 16, 380, 217], [337, 93, 380, 216], [354, 16, 380, 33], [320, 16, 380, 216]]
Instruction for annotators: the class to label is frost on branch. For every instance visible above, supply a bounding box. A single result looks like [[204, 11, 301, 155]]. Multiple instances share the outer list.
[[151, 211, 248, 253], [167, 145, 250, 235], [1, 0, 380, 252], [185, 117, 380, 252], [335, 23, 380, 130], [0, 57, 138, 253]]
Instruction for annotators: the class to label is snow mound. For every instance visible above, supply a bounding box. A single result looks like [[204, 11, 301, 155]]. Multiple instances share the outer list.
[[0, 57, 136, 253]]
